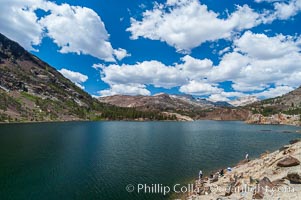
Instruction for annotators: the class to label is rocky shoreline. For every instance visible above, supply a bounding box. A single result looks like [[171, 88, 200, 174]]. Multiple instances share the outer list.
[[187, 139, 301, 200], [246, 113, 301, 126]]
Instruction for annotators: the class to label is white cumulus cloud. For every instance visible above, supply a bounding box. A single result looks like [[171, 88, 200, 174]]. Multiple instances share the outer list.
[[127, 0, 265, 52], [209, 31, 301, 94], [97, 55, 217, 96], [273, 0, 301, 19], [101, 61, 187, 88], [0, 0, 128, 62], [97, 31, 301, 99], [208, 94, 231, 102], [58, 68, 88, 89], [113, 48, 131, 61], [234, 31, 299, 60], [256, 0, 301, 20], [179, 81, 222, 96], [255, 86, 295, 98], [0, 0, 44, 51], [39, 3, 116, 62], [99, 84, 151, 97], [208, 91, 246, 102]]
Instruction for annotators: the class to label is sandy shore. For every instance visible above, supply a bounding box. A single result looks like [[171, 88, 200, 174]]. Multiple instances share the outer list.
[[187, 138, 301, 200]]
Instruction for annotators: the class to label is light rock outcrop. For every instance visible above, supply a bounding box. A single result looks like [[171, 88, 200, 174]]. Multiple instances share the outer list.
[[246, 113, 301, 126]]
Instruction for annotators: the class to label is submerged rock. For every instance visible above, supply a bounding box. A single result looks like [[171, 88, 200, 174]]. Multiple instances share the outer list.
[[279, 145, 290, 152], [290, 138, 301, 145], [277, 156, 300, 167]]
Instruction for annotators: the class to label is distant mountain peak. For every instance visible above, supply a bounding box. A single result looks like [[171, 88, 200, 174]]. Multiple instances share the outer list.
[[230, 96, 259, 107]]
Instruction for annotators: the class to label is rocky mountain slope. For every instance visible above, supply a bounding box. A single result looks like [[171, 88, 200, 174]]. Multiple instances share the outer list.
[[246, 113, 300, 126], [98, 86, 301, 123], [246, 86, 301, 116], [0, 33, 171, 122], [245, 87, 301, 125], [0, 33, 97, 121], [98, 94, 209, 120], [197, 108, 251, 121], [99, 93, 213, 111]]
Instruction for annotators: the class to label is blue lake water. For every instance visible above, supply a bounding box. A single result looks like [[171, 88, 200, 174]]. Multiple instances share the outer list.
[[0, 121, 300, 200]]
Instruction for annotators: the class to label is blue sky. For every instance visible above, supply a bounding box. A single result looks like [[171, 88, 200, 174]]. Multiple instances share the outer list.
[[1, 0, 301, 102]]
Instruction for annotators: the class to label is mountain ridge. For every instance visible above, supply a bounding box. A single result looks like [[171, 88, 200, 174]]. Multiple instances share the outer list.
[[98, 93, 251, 121], [98, 89, 301, 123]]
